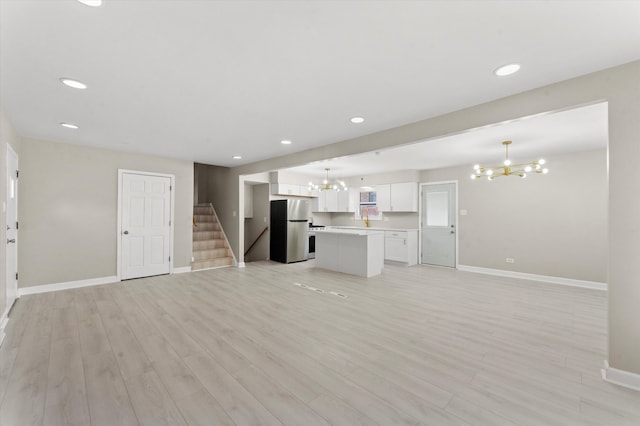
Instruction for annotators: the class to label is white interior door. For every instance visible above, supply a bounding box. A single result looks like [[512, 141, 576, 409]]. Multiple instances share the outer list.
[[6, 145, 18, 310], [421, 182, 456, 267], [121, 172, 172, 280]]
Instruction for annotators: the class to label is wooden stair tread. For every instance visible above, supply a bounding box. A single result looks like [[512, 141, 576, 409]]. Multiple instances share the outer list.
[[192, 204, 234, 271], [191, 257, 234, 270]]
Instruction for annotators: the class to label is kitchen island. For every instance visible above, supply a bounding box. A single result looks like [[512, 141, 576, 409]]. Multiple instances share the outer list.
[[314, 228, 385, 277], [326, 226, 419, 266]]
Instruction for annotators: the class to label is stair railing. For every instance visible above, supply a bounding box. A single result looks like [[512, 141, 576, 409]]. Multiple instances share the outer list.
[[245, 226, 269, 257], [206, 203, 237, 265]]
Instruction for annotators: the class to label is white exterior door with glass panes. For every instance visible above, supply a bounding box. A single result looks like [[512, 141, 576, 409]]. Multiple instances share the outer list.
[[421, 182, 456, 267], [121, 172, 172, 280]]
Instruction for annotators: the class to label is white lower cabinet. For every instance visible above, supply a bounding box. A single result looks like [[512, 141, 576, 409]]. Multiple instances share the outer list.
[[384, 230, 418, 265]]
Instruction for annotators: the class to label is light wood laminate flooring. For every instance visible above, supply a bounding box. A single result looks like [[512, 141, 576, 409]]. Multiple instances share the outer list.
[[1, 261, 639, 425]]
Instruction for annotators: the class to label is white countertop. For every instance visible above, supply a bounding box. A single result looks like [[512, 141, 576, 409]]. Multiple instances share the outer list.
[[325, 226, 418, 232], [314, 228, 384, 236]]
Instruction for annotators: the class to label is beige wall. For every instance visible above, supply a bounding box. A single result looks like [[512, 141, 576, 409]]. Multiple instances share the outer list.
[[1, 106, 21, 318], [19, 138, 193, 287], [422, 149, 607, 282], [229, 61, 639, 374]]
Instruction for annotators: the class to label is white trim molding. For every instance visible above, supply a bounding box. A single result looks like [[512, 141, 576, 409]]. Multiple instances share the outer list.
[[0, 308, 9, 347], [172, 266, 192, 274], [237, 261, 246, 268], [457, 265, 607, 291], [602, 360, 640, 392], [419, 180, 459, 268], [18, 275, 119, 296], [117, 169, 175, 281]]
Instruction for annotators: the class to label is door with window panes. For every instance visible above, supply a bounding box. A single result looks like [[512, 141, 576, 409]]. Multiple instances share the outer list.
[[421, 183, 456, 267]]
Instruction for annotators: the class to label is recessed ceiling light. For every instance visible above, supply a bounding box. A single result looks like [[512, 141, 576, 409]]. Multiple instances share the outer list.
[[77, 0, 103, 6], [60, 122, 79, 129], [350, 117, 365, 124], [280, 140, 292, 145], [60, 78, 87, 89], [494, 63, 521, 77], [232, 155, 242, 159]]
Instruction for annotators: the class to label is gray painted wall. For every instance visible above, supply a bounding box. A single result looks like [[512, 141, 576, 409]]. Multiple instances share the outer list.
[[422, 149, 607, 282], [19, 138, 193, 287], [1, 106, 21, 319]]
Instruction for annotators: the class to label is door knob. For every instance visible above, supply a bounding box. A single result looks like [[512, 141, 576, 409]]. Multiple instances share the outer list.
[[450, 231, 455, 234], [7, 239, 16, 244], [123, 230, 129, 235]]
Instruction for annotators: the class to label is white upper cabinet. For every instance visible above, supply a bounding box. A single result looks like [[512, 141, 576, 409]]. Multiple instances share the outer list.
[[300, 186, 319, 197], [324, 190, 338, 212], [314, 191, 326, 212], [313, 190, 342, 212], [271, 183, 320, 197], [389, 182, 418, 212], [374, 184, 391, 211], [271, 183, 299, 196], [337, 189, 356, 212], [373, 182, 418, 212]]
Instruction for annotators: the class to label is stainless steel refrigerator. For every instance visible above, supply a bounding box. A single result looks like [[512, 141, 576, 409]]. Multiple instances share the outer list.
[[270, 199, 309, 263]]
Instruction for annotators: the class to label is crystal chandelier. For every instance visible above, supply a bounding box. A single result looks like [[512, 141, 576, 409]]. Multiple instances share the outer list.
[[308, 168, 347, 192], [471, 141, 549, 180]]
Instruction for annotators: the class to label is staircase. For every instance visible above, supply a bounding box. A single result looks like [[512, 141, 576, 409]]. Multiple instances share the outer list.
[[192, 204, 234, 270]]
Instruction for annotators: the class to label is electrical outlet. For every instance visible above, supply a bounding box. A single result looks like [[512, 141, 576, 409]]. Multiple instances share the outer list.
[[506, 258, 515, 263], [191, 256, 195, 262]]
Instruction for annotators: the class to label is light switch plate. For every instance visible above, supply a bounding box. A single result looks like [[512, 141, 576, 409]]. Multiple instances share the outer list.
[[460, 209, 468, 216]]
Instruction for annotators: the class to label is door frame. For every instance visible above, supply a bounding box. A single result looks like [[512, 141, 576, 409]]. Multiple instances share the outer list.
[[5, 143, 19, 315], [418, 180, 459, 268], [117, 169, 175, 280]]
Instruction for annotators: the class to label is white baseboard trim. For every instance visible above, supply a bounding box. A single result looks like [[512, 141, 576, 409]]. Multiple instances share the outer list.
[[237, 262, 246, 268], [173, 266, 192, 274], [602, 360, 640, 392], [457, 265, 607, 291], [18, 275, 120, 296]]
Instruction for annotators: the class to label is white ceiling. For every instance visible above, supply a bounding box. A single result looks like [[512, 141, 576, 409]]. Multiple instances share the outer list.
[[1, 1, 639, 168], [286, 101, 608, 178]]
